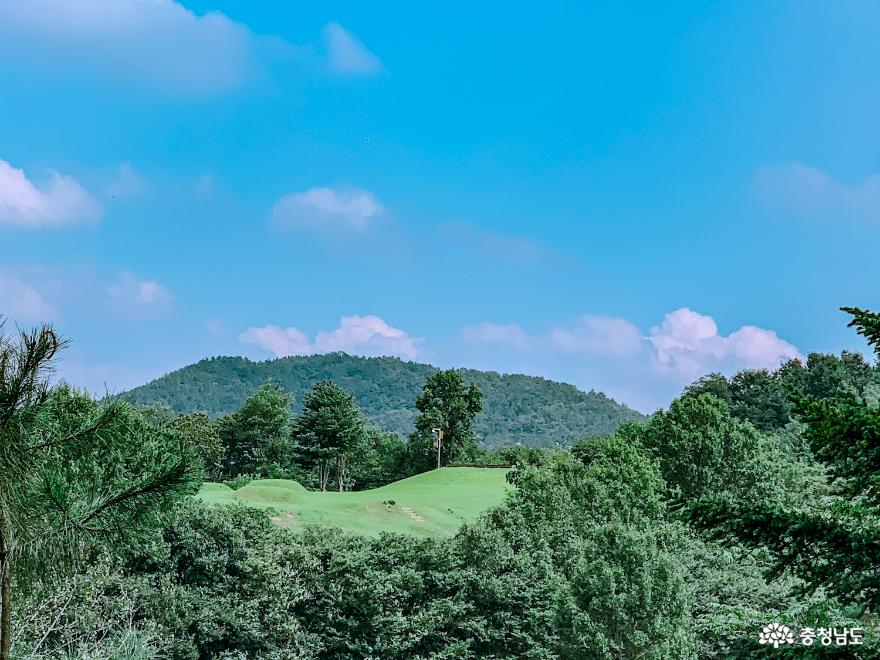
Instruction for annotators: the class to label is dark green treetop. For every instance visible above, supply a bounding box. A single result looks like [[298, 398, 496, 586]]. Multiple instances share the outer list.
[[689, 307, 880, 611], [410, 369, 483, 468]]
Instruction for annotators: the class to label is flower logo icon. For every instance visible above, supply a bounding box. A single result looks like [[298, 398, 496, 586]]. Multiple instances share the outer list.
[[759, 623, 795, 648]]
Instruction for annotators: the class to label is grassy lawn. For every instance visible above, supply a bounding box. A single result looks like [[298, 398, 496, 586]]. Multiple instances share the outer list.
[[197, 467, 512, 537]]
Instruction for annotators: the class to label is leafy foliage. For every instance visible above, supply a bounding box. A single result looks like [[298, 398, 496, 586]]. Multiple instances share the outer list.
[[635, 393, 766, 500], [408, 369, 483, 469], [0, 322, 198, 659], [17, 439, 695, 659], [292, 380, 368, 491], [683, 349, 880, 432], [217, 381, 293, 477], [689, 307, 880, 613], [171, 412, 224, 480], [15, 307, 880, 657]]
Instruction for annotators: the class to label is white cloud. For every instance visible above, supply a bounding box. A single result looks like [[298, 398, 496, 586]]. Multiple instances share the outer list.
[[322, 22, 383, 75], [0, 158, 102, 228], [462, 322, 530, 349], [648, 308, 801, 378], [0, 274, 57, 321], [458, 308, 802, 411], [0, 4, 383, 93], [0, 0, 255, 93], [726, 325, 802, 369], [757, 162, 880, 222], [271, 186, 383, 233], [551, 315, 643, 358], [240, 315, 420, 360], [240, 325, 311, 357], [315, 315, 419, 358], [106, 271, 173, 317]]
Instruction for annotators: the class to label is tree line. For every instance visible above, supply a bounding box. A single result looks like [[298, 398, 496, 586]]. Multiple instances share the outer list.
[[3, 308, 880, 657], [178, 367, 485, 492]]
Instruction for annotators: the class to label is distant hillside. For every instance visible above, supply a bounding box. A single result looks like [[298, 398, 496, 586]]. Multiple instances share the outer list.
[[119, 353, 644, 448]]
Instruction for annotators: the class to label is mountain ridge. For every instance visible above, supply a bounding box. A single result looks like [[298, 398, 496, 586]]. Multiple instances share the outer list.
[[119, 353, 644, 448]]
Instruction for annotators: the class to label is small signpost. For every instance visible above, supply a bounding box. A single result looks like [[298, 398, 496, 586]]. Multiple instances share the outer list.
[[431, 427, 443, 469]]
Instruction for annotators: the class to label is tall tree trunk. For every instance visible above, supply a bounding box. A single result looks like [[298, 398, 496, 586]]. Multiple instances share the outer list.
[[0, 538, 11, 660], [338, 455, 345, 492], [319, 461, 329, 492]]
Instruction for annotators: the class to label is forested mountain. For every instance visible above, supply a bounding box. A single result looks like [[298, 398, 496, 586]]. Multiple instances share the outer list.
[[118, 353, 643, 448]]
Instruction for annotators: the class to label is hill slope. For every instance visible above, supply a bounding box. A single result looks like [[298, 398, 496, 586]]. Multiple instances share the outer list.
[[197, 467, 511, 537], [120, 353, 643, 448]]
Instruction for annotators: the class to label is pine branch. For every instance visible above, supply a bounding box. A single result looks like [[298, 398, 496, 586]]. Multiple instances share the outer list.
[[27, 402, 122, 452], [841, 306, 880, 358]]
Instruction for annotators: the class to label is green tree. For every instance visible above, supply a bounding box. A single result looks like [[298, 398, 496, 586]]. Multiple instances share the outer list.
[[637, 393, 764, 500], [728, 369, 791, 430], [0, 323, 197, 659], [219, 381, 292, 477], [292, 381, 367, 491], [690, 306, 880, 612], [779, 350, 877, 403], [409, 369, 483, 470], [173, 412, 225, 480], [683, 372, 733, 406], [684, 370, 792, 431], [348, 427, 408, 490], [467, 440, 693, 658]]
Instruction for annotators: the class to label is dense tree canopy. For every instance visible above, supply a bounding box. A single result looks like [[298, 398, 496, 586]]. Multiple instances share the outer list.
[[635, 393, 765, 500], [13, 306, 880, 657], [690, 307, 880, 613]]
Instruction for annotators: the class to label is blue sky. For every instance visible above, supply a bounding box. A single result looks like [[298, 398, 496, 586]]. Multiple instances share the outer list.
[[1, 1, 878, 411]]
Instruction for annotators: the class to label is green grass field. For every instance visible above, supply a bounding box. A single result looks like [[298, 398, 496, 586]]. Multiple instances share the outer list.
[[197, 467, 512, 537]]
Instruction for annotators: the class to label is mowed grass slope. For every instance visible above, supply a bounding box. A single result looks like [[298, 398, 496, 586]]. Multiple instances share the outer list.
[[197, 467, 511, 537]]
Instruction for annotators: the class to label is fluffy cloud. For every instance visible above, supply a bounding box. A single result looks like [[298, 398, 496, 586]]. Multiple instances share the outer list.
[[0, 274, 56, 321], [240, 315, 420, 360], [0, 0, 255, 93], [0, 158, 102, 228], [271, 186, 383, 233], [106, 271, 174, 317], [462, 308, 801, 410], [322, 22, 383, 76], [551, 315, 643, 358], [467, 308, 800, 379], [462, 322, 530, 349], [757, 162, 880, 222], [315, 315, 419, 357], [0, 2, 382, 93], [648, 308, 801, 378], [239, 325, 311, 357]]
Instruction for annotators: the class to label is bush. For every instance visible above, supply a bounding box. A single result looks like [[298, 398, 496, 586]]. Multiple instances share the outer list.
[[223, 474, 255, 490]]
